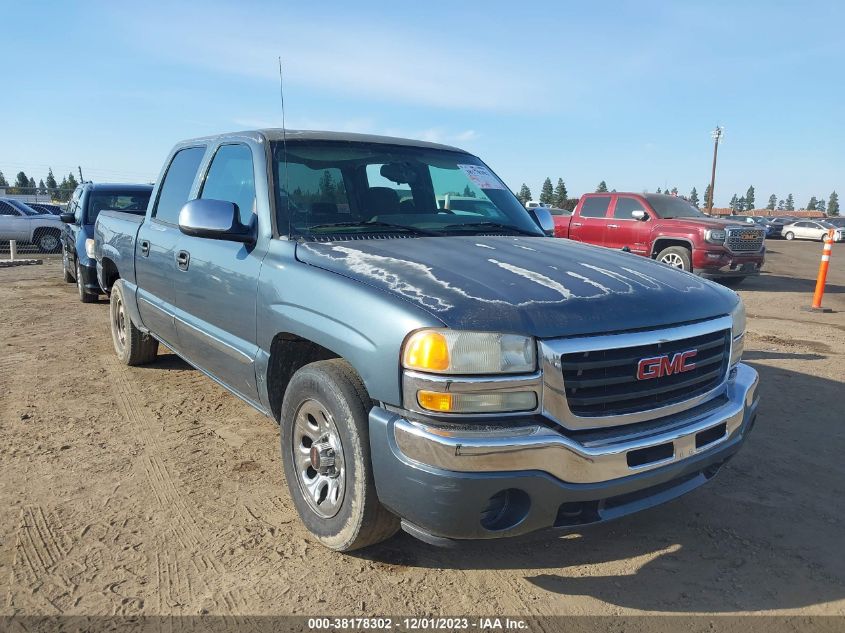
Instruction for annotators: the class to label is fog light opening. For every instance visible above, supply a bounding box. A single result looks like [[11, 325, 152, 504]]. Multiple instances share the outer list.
[[480, 488, 530, 532]]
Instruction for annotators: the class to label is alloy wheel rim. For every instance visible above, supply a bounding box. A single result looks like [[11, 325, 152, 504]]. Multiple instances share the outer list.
[[292, 399, 346, 518], [661, 253, 685, 269], [113, 296, 126, 349], [41, 234, 58, 251]]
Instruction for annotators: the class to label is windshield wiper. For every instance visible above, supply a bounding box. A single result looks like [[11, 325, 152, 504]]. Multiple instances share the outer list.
[[305, 220, 441, 236], [441, 221, 541, 236]]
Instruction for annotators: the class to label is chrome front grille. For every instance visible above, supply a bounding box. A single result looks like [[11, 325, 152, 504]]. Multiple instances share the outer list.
[[540, 316, 734, 430], [725, 226, 764, 252]]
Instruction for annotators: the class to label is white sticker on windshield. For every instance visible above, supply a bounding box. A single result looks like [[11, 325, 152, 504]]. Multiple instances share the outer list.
[[458, 164, 506, 190]]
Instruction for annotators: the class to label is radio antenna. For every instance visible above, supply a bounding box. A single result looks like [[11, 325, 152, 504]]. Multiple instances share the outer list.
[[278, 56, 291, 236]]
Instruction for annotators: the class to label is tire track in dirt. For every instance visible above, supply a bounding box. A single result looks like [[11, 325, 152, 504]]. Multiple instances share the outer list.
[[105, 356, 254, 614]]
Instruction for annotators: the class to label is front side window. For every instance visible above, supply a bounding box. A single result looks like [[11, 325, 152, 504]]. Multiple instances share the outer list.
[[273, 141, 542, 237], [580, 196, 611, 218], [613, 197, 646, 219], [86, 191, 151, 224], [0, 201, 18, 216], [200, 144, 256, 226], [153, 146, 206, 224], [645, 194, 704, 219]]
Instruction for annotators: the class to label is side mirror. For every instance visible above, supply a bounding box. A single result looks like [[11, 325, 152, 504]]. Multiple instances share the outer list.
[[631, 210, 648, 221], [531, 207, 555, 236], [178, 199, 254, 244], [60, 213, 75, 223]]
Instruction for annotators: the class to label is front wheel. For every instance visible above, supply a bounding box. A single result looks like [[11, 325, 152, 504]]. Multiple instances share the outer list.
[[656, 246, 692, 271], [784, 231, 795, 240], [280, 359, 399, 552], [110, 279, 159, 365]]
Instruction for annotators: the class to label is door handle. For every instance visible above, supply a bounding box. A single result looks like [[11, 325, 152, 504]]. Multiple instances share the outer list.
[[175, 250, 190, 271], [572, 222, 583, 227], [140, 240, 150, 256], [607, 224, 619, 229]]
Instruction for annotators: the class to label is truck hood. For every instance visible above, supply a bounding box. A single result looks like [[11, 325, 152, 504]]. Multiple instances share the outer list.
[[653, 217, 751, 230], [296, 236, 738, 338]]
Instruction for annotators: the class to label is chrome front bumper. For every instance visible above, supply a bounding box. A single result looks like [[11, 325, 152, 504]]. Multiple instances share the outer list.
[[394, 363, 758, 485]]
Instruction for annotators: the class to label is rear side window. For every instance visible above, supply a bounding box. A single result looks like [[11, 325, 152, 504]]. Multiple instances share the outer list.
[[153, 146, 206, 224], [200, 144, 256, 226], [613, 197, 646, 219], [580, 196, 611, 218], [0, 201, 18, 216]]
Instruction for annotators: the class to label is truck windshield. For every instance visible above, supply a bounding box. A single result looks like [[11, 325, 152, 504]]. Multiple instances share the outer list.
[[86, 191, 151, 224], [644, 194, 705, 219], [271, 141, 542, 238]]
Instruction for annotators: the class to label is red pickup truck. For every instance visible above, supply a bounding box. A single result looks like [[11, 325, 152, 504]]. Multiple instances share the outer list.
[[554, 192, 766, 285]]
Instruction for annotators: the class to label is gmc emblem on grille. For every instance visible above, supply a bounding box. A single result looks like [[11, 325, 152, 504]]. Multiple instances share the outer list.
[[637, 350, 697, 380]]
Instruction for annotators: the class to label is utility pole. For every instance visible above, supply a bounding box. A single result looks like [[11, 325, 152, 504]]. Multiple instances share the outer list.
[[707, 126, 723, 213], [78, 166, 84, 183]]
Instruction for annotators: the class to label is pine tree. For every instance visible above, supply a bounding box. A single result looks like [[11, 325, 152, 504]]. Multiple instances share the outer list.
[[828, 191, 840, 216], [807, 196, 817, 210], [767, 194, 777, 210], [817, 197, 826, 213], [703, 184, 713, 209], [785, 194, 795, 211], [738, 196, 747, 211], [729, 194, 738, 211], [517, 184, 532, 204], [553, 178, 567, 207], [670, 187, 678, 196], [38, 179, 47, 195], [689, 187, 700, 207], [461, 185, 476, 198], [656, 187, 662, 194], [777, 199, 785, 211], [596, 180, 608, 193], [45, 168, 57, 194], [539, 177, 554, 204], [28, 177, 36, 191], [745, 185, 755, 211], [0, 170, 7, 187], [14, 171, 29, 189]]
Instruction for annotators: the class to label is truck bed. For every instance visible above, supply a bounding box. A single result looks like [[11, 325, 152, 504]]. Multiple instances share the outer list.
[[95, 210, 145, 287]]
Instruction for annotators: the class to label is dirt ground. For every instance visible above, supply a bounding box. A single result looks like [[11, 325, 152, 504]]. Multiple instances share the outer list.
[[1, 240, 843, 619]]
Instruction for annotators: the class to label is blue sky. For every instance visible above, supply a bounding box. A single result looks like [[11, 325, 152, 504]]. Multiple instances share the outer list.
[[2, 0, 842, 208]]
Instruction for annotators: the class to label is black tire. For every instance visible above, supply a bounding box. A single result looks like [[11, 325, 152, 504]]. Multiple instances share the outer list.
[[62, 248, 74, 283], [280, 359, 399, 552], [717, 277, 745, 288], [110, 279, 159, 366], [35, 229, 61, 253], [656, 246, 692, 271], [77, 262, 98, 303], [784, 231, 795, 241]]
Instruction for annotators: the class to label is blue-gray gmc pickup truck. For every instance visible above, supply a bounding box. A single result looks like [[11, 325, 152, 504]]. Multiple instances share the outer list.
[[95, 130, 759, 552]]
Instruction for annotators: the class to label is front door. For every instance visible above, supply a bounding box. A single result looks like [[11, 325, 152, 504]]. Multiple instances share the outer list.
[[171, 143, 263, 401], [135, 145, 206, 348], [607, 196, 650, 254]]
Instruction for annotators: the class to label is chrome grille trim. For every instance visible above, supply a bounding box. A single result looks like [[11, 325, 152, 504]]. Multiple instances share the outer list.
[[540, 316, 734, 430], [725, 226, 765, 252]]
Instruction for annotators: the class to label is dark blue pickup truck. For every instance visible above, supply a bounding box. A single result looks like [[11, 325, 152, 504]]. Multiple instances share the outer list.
[[95, 130, 759, 551]]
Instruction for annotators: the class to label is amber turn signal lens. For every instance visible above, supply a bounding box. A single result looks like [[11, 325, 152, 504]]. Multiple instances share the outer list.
[[403, 331, 450, 371], [417, 391, 454, 412]]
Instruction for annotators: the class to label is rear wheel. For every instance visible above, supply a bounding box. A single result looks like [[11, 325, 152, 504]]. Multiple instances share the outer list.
[[77, 262, 98, 303], [35, 229, 61, 253], [280, 359, 399, 552], [110, 279, 159, 365], [784, 231, 795, 240], [656, 246, 692, 271]]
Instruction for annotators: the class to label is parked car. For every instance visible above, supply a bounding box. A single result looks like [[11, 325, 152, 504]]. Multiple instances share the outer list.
[[28, 203, 63, 216], [0, 198, 64, 252], [826, 217, 845, 229], [60, 182, 152, 302], [554, 192, 765, 286], [96, 129, 758, 551], [782, 220, 845, 242]]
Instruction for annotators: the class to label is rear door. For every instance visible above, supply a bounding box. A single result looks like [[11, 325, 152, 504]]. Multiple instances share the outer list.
[[606, 195, 649, 254], [0, 201, 27, 240], [171, 142, 263, 400], [570, 195, 612, 245], [135, 146, 206, 348]]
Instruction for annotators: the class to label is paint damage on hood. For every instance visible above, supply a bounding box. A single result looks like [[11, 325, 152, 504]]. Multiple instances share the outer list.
[[296, 236, 738, 338]]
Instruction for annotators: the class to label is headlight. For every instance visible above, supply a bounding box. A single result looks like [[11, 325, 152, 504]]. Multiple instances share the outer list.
[[730, 300, 746, 368], [85, 238, 96, 259], [705, 229, 726, 244], [402, 330, 536, 375]]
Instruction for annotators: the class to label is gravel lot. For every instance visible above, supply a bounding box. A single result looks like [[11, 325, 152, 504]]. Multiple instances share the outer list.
[[1, 241, 843, 619]]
